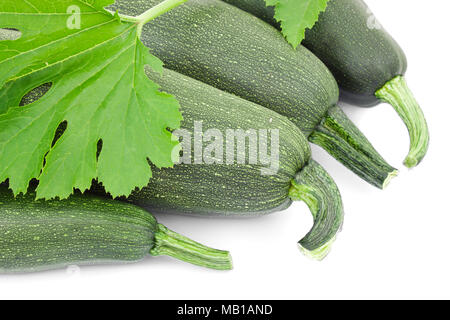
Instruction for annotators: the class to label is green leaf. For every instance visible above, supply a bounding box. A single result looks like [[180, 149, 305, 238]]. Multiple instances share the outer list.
[[266, 0, 329, 48], [0, 0, 182, 199]]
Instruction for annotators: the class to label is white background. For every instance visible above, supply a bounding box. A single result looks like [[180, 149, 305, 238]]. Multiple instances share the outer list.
[[1, 0, 449, 300]]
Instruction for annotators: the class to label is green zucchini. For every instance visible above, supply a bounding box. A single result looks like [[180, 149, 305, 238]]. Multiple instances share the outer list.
[[93, 68, 345, 260], [222, 0, 430, 168], [0, 184, 232, 272], [14, 64, 345, 260], [109, 0, 397, 189]]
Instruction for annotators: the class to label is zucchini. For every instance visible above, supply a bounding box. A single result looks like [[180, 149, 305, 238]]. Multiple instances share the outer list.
[[222, 0, 430, 168], [109, 0, 397, 189], [96, 68, 345, 260], [0, 184, 232, 272], [15, 65, 345, 260]]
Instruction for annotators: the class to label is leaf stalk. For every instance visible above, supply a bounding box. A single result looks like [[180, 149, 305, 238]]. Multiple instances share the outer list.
[[135, 0, 188, 36]]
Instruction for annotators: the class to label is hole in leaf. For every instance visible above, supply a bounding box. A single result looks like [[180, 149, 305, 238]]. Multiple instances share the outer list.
[[0, 28, 22, 41], [20, 83, 52, 106], [39, 121, 67, 171], [97, 139, 103, 160], [52, 121, 68, 147]]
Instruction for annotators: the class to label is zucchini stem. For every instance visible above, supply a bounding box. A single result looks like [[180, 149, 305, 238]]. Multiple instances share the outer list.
[[376, 76, 430, 168], [150, 224, 233, 270], [310, 105, 398, 189], [289, 161, 344, 260]]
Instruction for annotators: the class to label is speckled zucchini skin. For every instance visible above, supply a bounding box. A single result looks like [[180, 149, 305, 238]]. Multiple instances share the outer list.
[[111, 0, 339, 137], [304, 0, 407, 106], [0, 185, 157, 272], [222, 0, 407, 107], [121, 69, 310, 216]]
